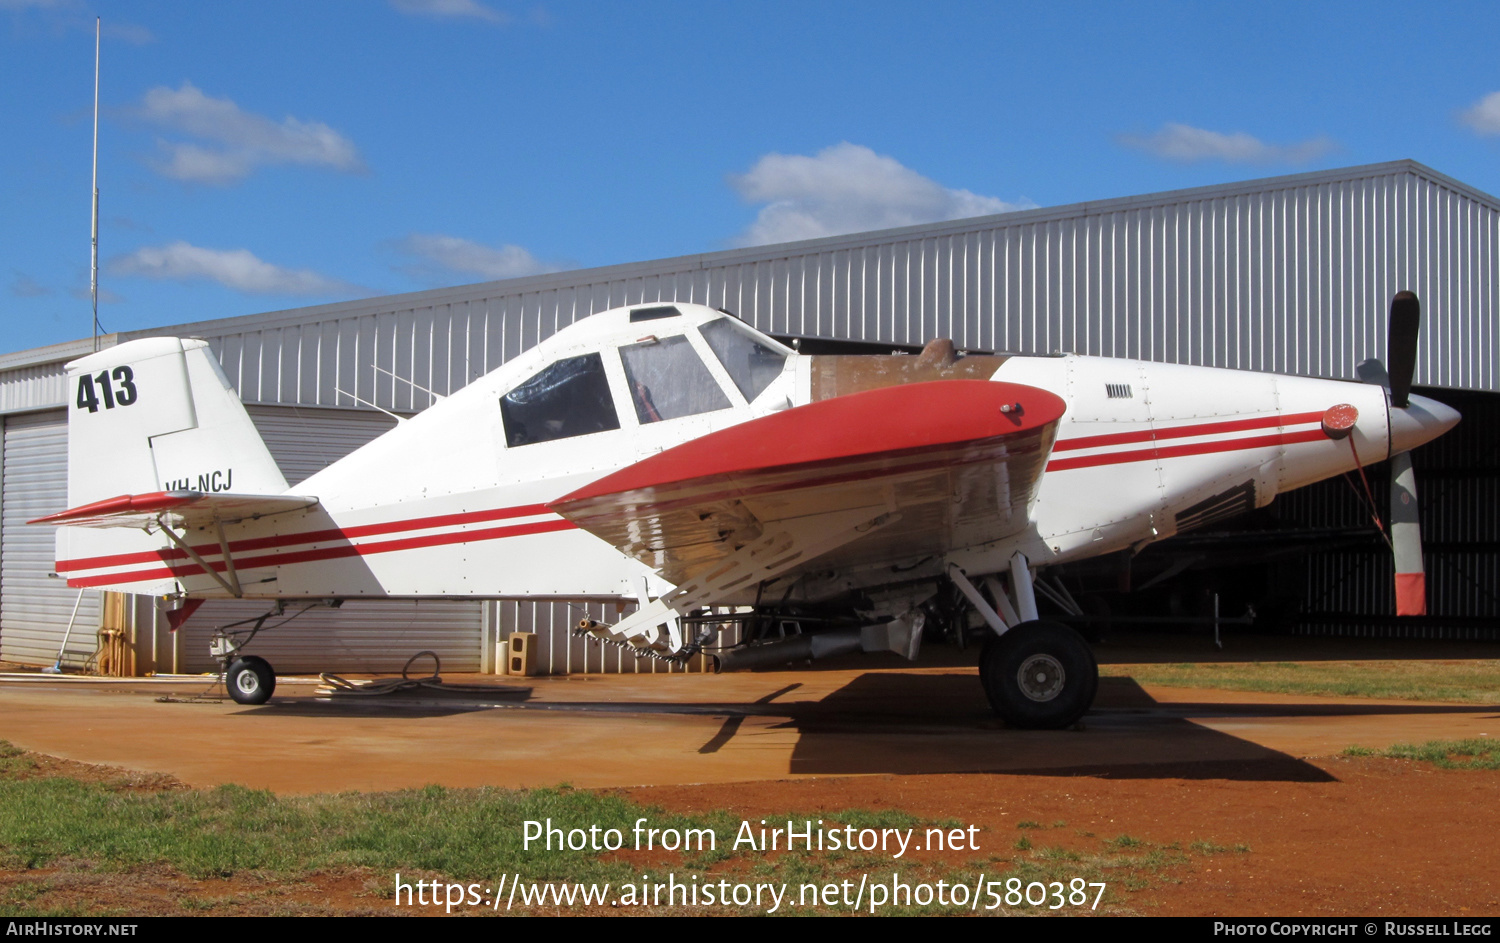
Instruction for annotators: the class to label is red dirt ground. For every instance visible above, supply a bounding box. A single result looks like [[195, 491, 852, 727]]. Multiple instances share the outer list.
[[1, 636, 1497, 917]]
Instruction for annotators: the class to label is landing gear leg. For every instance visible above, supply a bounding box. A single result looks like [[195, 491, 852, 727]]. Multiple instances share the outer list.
[[954, 553, 1098, 728]]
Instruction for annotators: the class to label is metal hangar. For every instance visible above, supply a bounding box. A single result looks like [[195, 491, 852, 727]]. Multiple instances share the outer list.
[[1, 159, 1494, 675]]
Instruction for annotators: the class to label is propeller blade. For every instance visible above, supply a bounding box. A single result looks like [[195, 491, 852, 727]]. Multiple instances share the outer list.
[[1389, 449, 1425, 616], [1386, 291, 1420, 408], [1366, 293, 1428, 616], [1355, 358, 1389, 388]]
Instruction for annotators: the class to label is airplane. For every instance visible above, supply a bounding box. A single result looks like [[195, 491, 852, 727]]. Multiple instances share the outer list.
[[33, 292, 1460, 728]]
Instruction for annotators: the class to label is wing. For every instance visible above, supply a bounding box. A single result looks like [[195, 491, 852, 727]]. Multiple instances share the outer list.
[[550, 380, 1065, 593], [30, 490, 319, 529]]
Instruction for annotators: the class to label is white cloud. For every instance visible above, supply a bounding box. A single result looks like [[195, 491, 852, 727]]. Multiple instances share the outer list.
[[69, 284, 122, 304], [394, 233, 560, 282], [0, 0, 153, 42], [1118, 123, 1335, 164], [110, 242, 358, 296], [390, 0, 508, 23], [728, 142, 1031, 246], [103, 21, 155, 45], [151, 143, 255, 185], [136, 82, 364, 184], [10, 272, 51, 297], [1461, 91, 1500, 136]]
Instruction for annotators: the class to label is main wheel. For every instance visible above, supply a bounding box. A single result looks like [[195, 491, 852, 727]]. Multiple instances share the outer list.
[[979, 621, 1097, 729], [225, 655, 276, 705]]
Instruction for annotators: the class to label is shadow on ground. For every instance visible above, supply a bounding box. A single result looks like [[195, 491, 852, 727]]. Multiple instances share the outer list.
[[774, 673, 1343, 781], [227, 669, 1500, 783], [203, 646, 1500, 785]]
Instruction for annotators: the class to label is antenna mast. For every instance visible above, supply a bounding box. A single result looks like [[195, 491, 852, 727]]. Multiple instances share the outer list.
[[90, 16, 100, 352]]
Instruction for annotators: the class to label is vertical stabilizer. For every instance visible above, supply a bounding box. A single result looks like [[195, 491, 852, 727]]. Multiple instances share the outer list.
[[52, 337, 289, 596], [65, 337, 287, 507]]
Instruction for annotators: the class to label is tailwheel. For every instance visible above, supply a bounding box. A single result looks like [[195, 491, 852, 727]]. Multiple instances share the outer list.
[[979, 620, 1097, 729], [225, 655, 276, 705]]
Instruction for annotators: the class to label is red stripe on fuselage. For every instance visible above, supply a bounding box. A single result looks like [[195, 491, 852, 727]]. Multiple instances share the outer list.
[[56, 502, 554, 573], [62, 517, 578, 589], [1051, 411, 1324, 453], [1046, 428, 1327, 472]]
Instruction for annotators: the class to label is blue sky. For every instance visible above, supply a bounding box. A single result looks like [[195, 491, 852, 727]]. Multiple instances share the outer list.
[[3, 0, 1498, 355]]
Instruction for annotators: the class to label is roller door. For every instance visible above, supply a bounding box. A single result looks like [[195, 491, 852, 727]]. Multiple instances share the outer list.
[[1, 411, 99, 667]]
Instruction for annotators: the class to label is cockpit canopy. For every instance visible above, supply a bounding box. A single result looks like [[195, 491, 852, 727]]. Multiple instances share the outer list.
[[499, 306, 790, 448]]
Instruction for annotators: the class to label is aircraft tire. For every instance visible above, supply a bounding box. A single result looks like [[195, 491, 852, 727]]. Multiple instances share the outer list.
[[979, 621, 1096, 729], [226, 656, 276, 705]]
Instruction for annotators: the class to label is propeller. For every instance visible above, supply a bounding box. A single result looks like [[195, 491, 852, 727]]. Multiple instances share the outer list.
[[1386, 291, 1421, 408], [1356, 291, 1427, 616]]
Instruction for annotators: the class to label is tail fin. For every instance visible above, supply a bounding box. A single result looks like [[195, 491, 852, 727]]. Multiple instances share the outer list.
[[65, 337, 287, 507], [44, 338, 290, 596]]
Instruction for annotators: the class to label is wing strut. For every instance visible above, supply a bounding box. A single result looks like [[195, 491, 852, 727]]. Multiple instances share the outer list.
[[948, 552, 1038, 639], [949, 565, 1008, 637], [156, 515, 243, 598]]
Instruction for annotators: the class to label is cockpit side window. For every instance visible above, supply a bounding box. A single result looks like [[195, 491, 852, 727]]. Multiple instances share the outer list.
[[699, 318, 788, 403], [618, 335, 731, 424], [500, 352, 620, 447]]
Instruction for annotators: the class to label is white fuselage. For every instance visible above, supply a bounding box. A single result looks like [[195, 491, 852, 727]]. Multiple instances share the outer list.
[[56, 305, 1457, 604]]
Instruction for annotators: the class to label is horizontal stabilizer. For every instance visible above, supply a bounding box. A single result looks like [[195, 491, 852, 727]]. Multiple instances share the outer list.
[[31, 490, 318, 529]]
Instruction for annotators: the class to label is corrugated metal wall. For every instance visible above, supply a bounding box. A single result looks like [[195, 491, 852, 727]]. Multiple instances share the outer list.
[[171, 163, 1496, 418], [170, 598, 486, 675], [0, 411, 99, 667], [490, 599, 729, 674], [246, 404, 399, 487], [0, 361, 71, 416]]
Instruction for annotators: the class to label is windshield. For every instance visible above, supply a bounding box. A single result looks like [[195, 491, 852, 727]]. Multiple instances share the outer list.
[[699, 318, 787, 403], [618, 335, 731, 423]]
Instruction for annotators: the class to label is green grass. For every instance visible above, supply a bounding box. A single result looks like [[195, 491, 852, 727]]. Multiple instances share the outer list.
[[1102, 659, 1500, 703], [1189, 840, 1251, 855], [0, 777, 679, 881], [0, 741, 1231, 916], [0, 740, 35, 776], [1343, 738, 1500, 769]]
